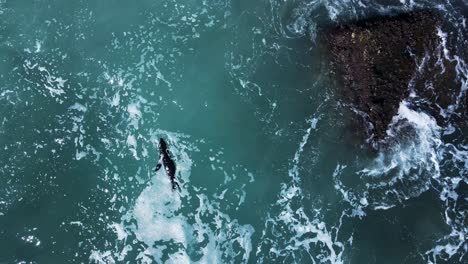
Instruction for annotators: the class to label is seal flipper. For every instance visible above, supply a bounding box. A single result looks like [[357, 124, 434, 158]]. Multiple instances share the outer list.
[[172, 181, 181, 192], [154, 163, 162, 172]]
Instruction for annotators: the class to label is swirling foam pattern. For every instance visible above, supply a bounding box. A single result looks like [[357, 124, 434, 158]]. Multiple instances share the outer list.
[[0, 0, 466, 263]]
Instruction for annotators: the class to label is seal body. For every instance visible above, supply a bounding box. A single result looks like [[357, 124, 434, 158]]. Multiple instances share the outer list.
[[155, 138, 180, 191]]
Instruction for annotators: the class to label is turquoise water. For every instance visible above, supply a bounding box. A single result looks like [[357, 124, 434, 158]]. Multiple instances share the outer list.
[[0, 0, 467, 263]]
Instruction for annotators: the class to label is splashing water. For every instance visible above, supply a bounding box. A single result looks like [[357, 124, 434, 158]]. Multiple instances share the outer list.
[[0, 0, 467, 263]]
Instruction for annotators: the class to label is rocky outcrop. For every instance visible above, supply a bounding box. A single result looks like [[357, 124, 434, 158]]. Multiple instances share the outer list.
[[324, 11, 457, 142]]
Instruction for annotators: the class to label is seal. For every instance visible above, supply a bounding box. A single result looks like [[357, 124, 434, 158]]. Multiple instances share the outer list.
[[155, 138, 181, 191]]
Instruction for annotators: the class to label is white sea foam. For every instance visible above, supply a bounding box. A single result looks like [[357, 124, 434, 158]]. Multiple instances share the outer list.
[[75, 151, 87, 160], [127, 103, 141, 124], [37, 65, 67, 97], [126, 134, 139, 160], [258, 114, 349, 263], [289, 117, 319, 182], [68, 102, 90, 161], [128, 173, 189, 255], [359, 101, 441, 205], [109, 223, 127, 241], [333, 99, 467, 262], [331, 101, 443, 214], [111, 92, 120, 107], [89, 250, 115, 264], [69, 103, 87, 112]]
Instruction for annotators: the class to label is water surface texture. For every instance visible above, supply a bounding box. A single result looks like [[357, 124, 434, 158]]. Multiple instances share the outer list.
[[0, 0, 467, 263]]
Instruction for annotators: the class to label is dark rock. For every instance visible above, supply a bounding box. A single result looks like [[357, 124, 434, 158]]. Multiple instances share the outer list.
[[323, 11, 458, 143]]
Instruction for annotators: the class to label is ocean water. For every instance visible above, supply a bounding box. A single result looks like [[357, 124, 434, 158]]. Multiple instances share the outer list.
[[0, 0, 467, 263]]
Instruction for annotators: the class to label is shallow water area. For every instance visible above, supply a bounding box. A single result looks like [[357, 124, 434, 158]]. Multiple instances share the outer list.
[[0, 0, 467, 263]]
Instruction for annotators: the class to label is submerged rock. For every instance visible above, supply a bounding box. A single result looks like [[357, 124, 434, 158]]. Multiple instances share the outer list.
[[324, 11, 457, 143]]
